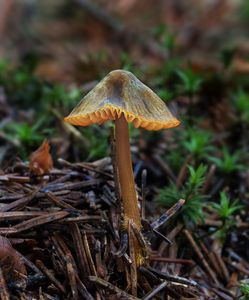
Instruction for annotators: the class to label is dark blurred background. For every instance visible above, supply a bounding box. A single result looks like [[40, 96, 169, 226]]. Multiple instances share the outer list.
[[1, 0, 249, 83], [0, 0, 249, 171]]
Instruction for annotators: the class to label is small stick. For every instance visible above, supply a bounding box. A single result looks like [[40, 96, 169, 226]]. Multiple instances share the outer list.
[[138, 266, 161, 285], [153, 154, 176, 182], [70, 224, 91, 277], [0, 189, 39, 212], [14, 211, 69, 233], [214, 252, 230, 282], [138, 275, 152, 295], [76, 275, 95, 300], [141, 169, 147, 219], [103, 185, 116, 204], [0, 211, 47, 221], [176, 154, 192, 188], [158, 223, 183, 257], [66, 257, 79, 300], [227, 272, 238, 297], [53, 235, 79, 300], [152, 229, 172, 245], [0, 175, 30, 183], [149, 256, 193, 265], [199, 241, 224, 279], [45, 191, 75, 209], [209, 178, 225, 197], [124, 263, 132, 293], [36, 260, 66, 294], [210, 240, 229, 282], [58, 158, 113, 179], [211, 288, 234, 300], [224, 259, 249, 275], [82, 232, 97, 276], [204, 219, 222, 227], [147, 266, 201, 288], [14, 253, 42, 278], [142, 281, 167, 300], [95, 239, 106, 278], [89, 276, 140, 300], [41, 179, 102, 193], [151, 199, 185, 230], [128, 221, 137, 296], [183, 229, 219, 285], [48, 172, 80, 185], [0, 227, 17, 235], [112, 232, 128, 257], [202, 164, 216, 194], [0, 194, 23, 202], [227, 248, 249, 269], [62, 215, 104, 223]]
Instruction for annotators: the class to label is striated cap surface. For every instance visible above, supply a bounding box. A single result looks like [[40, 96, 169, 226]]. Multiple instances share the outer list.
[[64, 70, 180, 130]]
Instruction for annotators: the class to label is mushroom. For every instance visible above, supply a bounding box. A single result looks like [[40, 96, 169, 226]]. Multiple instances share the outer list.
[[64, 70, 180, 265]]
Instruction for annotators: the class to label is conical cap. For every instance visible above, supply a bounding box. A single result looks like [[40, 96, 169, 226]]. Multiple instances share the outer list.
[[64, 70, 180, 130]]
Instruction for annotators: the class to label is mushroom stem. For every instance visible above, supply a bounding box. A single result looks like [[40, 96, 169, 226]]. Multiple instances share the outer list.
[[115, 113, 142, 231], [115, 113, 144, 265]]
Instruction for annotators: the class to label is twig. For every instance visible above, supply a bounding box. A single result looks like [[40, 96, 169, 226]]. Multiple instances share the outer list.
[[211, 287, 234, 300], [15, 251, 43, 275], [45, 191, 76, 210], [13, 211, 69, 233], [224, 259, 249, 275], [153, 154, 176, 182], [58, 158, 113, 179], [152, 229, 172, 245], [0, 175, 30, 183], [0, 211, 48, 221], [151, 199, 185, 230], [53, 235, 79, 300], [89, 276, 140, 300], [176, 154, 192, 188], [76, 276, 95, 300], [202, 164, 216, 194], [70, 223, 91, 278], [142, 281, 167, 300], [147, 266, 201, 289], [139, 266, 161, 286], [128, 221, 137, 296], [112, 232, 128, 257], [0, 189, 39, 212], [183, 229, 220, 285], [149, 256, 193, 265], [158, 223, 183, 257], [82, 231, 97, 276], [35, 260, 66, 294], [41, 179, 102, 193], [141, 169, 147, 219]]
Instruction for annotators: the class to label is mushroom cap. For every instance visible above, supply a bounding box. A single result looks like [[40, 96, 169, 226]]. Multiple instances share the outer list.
[[64, 70, 180, 130]]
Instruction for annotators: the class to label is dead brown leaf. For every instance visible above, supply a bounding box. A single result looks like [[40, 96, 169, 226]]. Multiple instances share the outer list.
[[29, 139, 53, 175]]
